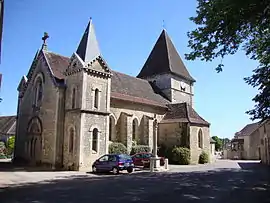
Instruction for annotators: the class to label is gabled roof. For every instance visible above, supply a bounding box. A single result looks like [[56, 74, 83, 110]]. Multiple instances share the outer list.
[[76, 18, 101, 63], [43, 51, 70, 80], [111, 71, 169, 107], [137, 30, 195, 82], [235, 122, 260, 137], [0, 116, 16, 135], [43, 53, 170, 108], [161, 103, 210, 126]]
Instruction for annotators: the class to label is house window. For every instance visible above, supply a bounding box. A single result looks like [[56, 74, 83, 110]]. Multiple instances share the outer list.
[[198, 129, 203, 148], [69, 128, 74, 153], [92, 128, 98, 152], [132, 119, 138, 140], [34, 77, 43, 106], [94, 88, 99, 108], [71, 88, 76, 109]]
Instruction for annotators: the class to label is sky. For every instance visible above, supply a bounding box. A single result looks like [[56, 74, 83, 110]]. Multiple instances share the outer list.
[[0, 0, 259, 139]]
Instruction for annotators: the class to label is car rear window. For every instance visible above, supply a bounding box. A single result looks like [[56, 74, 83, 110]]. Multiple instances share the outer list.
[[118, 154, 132, 160]]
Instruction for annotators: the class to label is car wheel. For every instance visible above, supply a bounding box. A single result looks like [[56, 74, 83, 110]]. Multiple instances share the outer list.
[[112, 167, 119, 175], [92, 166, 97, 173], [127, 167, 133, 173]]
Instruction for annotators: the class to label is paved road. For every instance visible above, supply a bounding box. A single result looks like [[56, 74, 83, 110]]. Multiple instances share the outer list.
[[0, 160, 270, 203]]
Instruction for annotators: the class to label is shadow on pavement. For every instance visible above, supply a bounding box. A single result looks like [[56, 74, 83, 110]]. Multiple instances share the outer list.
[[1, 163, 270, 203]]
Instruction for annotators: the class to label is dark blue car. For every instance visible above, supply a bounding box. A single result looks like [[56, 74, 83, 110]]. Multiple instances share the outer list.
[[92, 154, 134, 174]]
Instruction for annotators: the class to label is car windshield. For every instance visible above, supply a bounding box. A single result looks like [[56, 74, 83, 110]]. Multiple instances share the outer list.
[[118, 154, 131, 160]]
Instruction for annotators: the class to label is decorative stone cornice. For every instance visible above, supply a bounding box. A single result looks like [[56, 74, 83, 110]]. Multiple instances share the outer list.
[[84, 68, 111, 78], [64, 68, 83, 76]]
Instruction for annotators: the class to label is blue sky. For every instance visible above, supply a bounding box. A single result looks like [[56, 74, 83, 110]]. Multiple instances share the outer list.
[[0, 0, 258, 138]]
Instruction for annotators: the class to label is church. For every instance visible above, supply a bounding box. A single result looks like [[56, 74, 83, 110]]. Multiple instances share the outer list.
[[14, 19, 211, 170]]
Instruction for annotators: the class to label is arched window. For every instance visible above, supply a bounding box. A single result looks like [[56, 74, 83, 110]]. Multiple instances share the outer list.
[[198, 129, 203, 148], [132, 119, 138, 140], [92, 128, 98, 152], [94, 88, 99, 108], [71, 88, 76, 109], [34, 77, 43, 105], [69, 128, 75, 153]]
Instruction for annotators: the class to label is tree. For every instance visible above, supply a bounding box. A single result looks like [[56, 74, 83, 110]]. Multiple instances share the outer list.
[[7, 136, 15, 155], [186, 0, 270, 121], [211, 136, 222, 151]]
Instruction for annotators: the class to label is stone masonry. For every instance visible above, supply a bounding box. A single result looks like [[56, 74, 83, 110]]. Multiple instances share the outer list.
[[14, 19, 211, 170]]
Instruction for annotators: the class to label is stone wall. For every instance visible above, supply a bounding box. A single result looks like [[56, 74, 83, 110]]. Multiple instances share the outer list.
[[79, 113, 107, 170], [241, 130, 261, 160], [16, 52, 60, 168], [143, 73, 194, 106], [259, 120, 270, 164], [189, 125, 210, 164], [158, 122, 184, 147], [78, 62, 111, 170], [64, 65, 84, 170], [110, 99, 166, 152]]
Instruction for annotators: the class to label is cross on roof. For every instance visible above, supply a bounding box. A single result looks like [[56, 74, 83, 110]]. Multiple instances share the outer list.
[[42, 32, 49, 44]]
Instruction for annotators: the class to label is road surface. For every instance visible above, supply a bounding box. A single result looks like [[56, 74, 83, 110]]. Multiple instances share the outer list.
[[0, 160, 270, 203]]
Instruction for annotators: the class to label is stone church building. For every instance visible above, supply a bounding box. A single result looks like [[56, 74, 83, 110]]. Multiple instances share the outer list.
[[15, 19, 211, 170]]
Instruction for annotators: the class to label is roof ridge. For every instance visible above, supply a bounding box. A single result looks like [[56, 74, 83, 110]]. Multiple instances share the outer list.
[[163, 30, 172, 71]]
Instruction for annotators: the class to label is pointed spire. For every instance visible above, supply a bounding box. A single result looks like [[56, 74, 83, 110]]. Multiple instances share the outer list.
[[137, 30, 195, 82], [76, 18, 101, 63]]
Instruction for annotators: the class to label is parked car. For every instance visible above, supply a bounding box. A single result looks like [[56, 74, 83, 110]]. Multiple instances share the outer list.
[[131, 152, 165, 168], [92, 154, 134, 174]]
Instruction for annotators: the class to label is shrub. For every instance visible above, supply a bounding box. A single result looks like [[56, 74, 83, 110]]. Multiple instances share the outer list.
[[109, 142, 127, 154], [199, 151, 209, 164], [0, 141, 6, 157], [130, 145, 151, 155], [7, 136, 15, 155], [171, 147, 190, 165]]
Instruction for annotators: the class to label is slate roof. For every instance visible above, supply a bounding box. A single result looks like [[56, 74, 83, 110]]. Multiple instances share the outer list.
[[0, 116, 16, 135], [137, 30, 195, 82], [43, 52, 169, 107], [41, 51, 208, 125], [44, 51, 70, 80], [161, 103, 210, 126], [111, 71, 169, 107], [235, 122, 260, 137], [76, 19, 101, 63]]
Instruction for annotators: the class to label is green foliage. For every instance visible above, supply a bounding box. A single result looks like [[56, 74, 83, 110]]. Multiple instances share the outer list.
[[199, 151, 209, 164], [211, 136, 222, 151], [0, 141, 6, 157], [7, 136, 15, 155], [171, 147, 190, 165], [186, 0, 270, 121], [109, 142, 127, 154], [130, 145, 151, 155]]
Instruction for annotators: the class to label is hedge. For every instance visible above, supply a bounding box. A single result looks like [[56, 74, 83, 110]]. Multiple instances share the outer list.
[[199, 151, 209, 164], [130, 145, 151, 155], [171, 147, 190, 165], [109, 142, 127, 154]]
